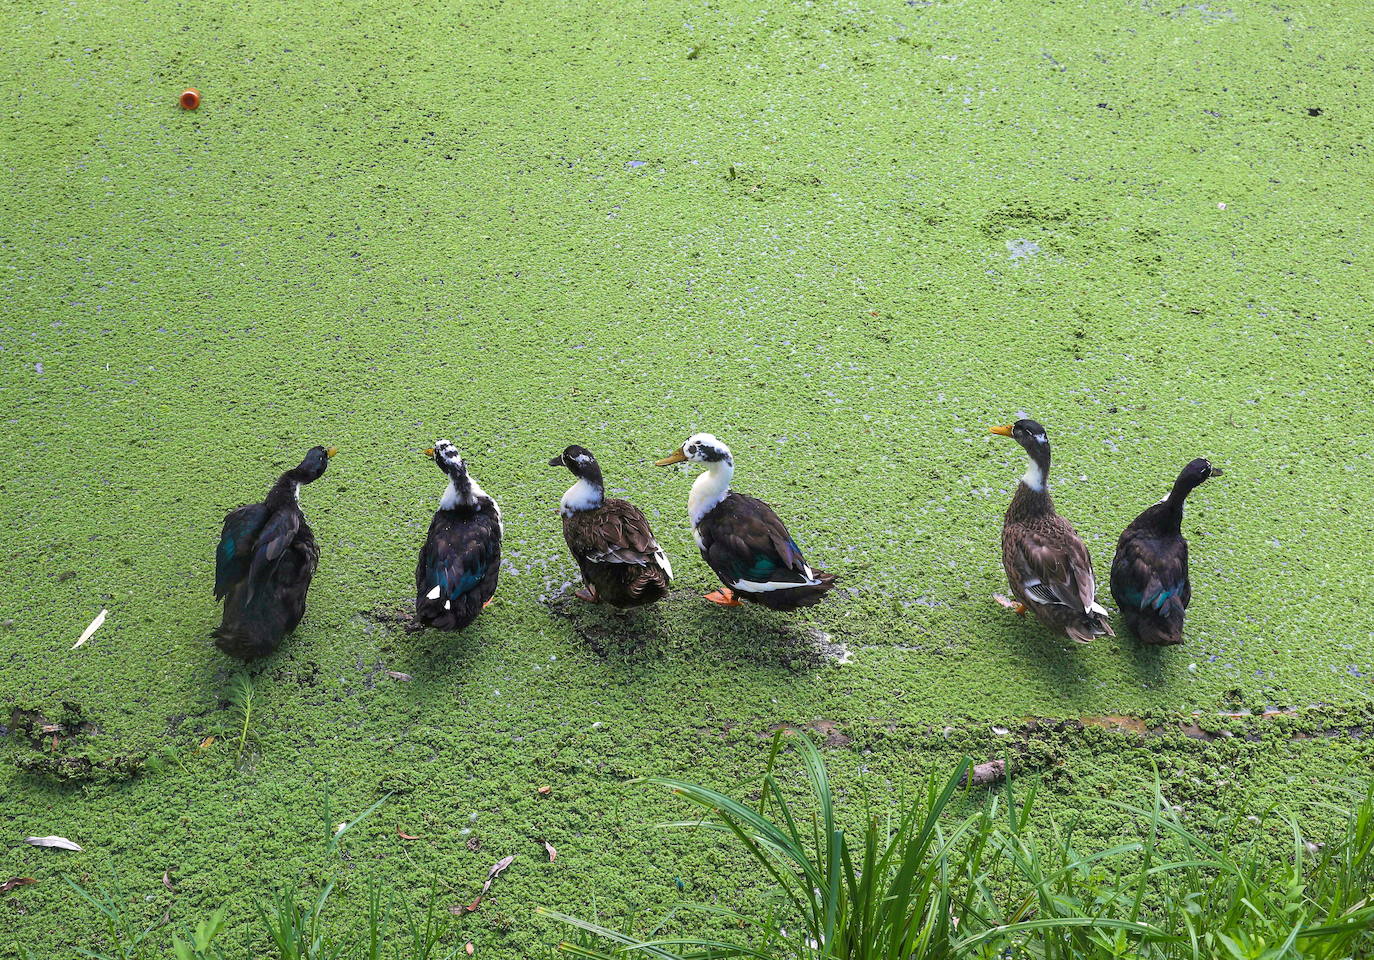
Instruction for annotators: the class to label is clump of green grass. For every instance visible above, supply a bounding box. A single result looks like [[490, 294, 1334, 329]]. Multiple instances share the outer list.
[[539, 734, 1374, 959]]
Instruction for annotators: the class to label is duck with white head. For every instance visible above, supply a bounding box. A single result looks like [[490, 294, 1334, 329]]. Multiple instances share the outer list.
[[656, 433, 836, 610], [414, 440, 502, 631]]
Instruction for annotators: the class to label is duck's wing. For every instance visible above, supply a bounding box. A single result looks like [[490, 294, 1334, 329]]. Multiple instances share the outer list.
[[246, 506, 302, 589], [419, 510, 502, 605], [565, 500, 671, 578], [215, 502, 269, 600], [1111, 532, 1189, 617], [1009, 516, 1105, 616], [702, 493, 818, 590]]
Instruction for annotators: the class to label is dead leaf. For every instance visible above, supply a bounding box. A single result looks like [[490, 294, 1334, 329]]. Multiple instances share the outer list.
[[486, 855, 514, 885], [162, 869, 176, 893], [1, 878, 37, 894], [466, 836, 481, 852], [386, 671, 413, 682], [396, 827, 420, 841], [25, 836, 82, 851], [73, 609, 108, 649], [465, 943, 475, 956], [537, 785, 551, 796], [457, 855, 516, 914], [198, 736, 215, 751], [542, 840, 556, 863]]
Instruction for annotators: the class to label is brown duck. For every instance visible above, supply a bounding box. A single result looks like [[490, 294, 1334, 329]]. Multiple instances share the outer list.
[[990, 419, 1112, 643], [551, 445, 671, 607], [656, 433, 836, 610]]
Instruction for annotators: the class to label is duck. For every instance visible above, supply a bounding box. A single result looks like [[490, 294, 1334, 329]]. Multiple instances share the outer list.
[[551, 444, 672, 607], [989, 419, 1112, 643], [415, 440, 502, 630], [1110, 458, 1222, 646], [655, 433, 836, 610], [213, 445, 336, 659]]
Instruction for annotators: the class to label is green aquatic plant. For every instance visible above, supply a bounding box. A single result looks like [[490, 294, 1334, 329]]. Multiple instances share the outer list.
[[227, 670, 257, 767], [539, 736, 1374, 959]]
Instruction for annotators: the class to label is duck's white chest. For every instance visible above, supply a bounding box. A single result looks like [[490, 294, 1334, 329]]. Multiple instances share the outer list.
[[560, 478, 602, 517], [688, 470, 729, 528]]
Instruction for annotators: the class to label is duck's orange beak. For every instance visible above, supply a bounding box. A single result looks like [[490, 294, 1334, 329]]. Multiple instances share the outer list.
[[655, 448, 688, 466], [988, 425, 1014, 437], [325, 446, 339, 458], [423, 447, 436, 458]]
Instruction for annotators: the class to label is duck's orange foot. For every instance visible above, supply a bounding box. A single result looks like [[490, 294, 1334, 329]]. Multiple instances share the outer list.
[[482, 596, 495, 610], [993, 593, 1028, 616], [704, 588, 742, 607], [574, 587, 599, 603]]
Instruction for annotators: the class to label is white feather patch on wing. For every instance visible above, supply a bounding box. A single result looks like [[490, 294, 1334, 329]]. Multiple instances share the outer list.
[[444, 600, 451, 610], [426, 585, 441, 600], [653, 546, 673, 580], [733, 570, 823, 593], [73, 608, 107, 649], [1021, 579, 1063, 606]]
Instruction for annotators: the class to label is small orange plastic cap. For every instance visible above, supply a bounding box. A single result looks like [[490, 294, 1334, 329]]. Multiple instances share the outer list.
[[179, 88, 201, 110]]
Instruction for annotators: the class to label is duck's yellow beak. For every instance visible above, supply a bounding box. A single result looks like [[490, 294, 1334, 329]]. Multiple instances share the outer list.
[[655, 448, 688, 466], [423, 447, 436, 458], [325, 446, 339, 458], [988, 425, 1014, 437]]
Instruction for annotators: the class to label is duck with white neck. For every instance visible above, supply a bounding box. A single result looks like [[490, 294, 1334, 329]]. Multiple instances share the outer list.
[[414, 440, 502, 631], [656, 432, 837, 610], [989, 418, 1112, 643], [551, 444, 672, 607]]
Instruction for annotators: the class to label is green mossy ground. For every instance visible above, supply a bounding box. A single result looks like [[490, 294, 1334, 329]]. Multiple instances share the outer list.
[[2, 0, 1373, 954]]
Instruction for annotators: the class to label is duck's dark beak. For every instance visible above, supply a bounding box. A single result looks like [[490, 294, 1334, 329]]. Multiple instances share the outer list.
[[1209, 466, 1225, 477], [548, 455, 564, 467], [325, 447, 339, 458], [655, 448, 688, 466], [423, 447, 436, 459], [988, 425, 1014, 437]]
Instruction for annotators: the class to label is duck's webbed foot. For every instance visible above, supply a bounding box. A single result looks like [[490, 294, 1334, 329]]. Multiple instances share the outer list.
[[993, 593, 1028, 616], [704, 587, 742, 607]]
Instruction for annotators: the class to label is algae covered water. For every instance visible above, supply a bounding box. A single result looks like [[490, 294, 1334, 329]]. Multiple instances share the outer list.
[[1, 0, 1371, 954]]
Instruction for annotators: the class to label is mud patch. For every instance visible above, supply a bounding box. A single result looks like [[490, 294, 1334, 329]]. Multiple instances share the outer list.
[[770, 718, 854, 749], [7, 704, 144, 783], [7, 704, 102, 747], [13, 752, 145, 784], [544, 589, 671, 658], [359, 601, 420, 633]]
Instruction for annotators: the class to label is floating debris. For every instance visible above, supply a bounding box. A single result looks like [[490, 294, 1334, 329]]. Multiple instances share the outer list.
[[25, 836, 82, 852], [73, 609, 107, 649]]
